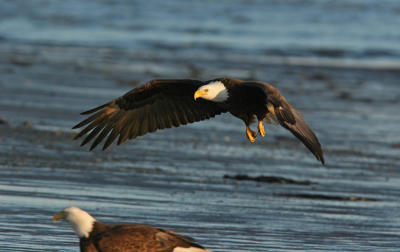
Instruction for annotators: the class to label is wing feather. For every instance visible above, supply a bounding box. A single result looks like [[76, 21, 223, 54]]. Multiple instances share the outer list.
[[81, 119, 107, 147], [118, 111, 138, 145], [73, 80, 227, 150], [168, 102, 182, 127], [275, 104, 296, 124], [146, 105, 157, 133], [73, 114, 107, 139], [138, 105, 150, 136], [103, 128, 119, 150], [89, 110, 125, 150], [240, 81, 325, 164], [92, 224, 208, 252], [158, 102, 173, 129], [123, 111, 138, 140], [272, 101, 325, 164], [182, 105, 196, 123], [90, 123, 113, 151], [147, 100, 164, 130], [72, 110, 105, 130], [174, 101, 190, 123], [80, 102, 111, 115]]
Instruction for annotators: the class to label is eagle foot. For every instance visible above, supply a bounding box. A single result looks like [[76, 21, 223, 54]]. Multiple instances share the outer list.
[[258, 121, 265, 137], [246, 126, 257, 143]]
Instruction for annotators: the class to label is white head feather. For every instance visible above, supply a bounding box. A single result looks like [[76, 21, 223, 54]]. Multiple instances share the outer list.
[[62, 207, 96, 238], [196, 81, 229, 102]]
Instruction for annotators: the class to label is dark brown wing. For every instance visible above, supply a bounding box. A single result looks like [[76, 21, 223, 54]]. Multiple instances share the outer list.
[[92, 224, 206, 252], [80, 238, 98, 252], [73, 79, 227, 151], [155, 228, 207, 250], [241, 81, 325, 164]]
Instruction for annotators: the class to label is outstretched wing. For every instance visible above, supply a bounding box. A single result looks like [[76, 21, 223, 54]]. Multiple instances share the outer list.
[[273, 103, 325, 165], [241, 81, 325, 164], [73, 79, 227, 151]]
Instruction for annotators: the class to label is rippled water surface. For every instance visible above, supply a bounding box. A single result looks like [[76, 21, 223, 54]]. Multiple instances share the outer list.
[[1, 0, 400, 251]]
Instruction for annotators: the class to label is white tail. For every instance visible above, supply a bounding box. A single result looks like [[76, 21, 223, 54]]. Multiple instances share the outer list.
[[173, 246, 213, 252]]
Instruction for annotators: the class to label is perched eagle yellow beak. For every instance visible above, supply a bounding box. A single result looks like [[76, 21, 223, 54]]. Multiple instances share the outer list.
[[53, 211, 66, 222], [194, 89, 207, 100]]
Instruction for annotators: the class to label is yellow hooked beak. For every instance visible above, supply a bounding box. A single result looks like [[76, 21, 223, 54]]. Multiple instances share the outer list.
[[194, 89, 207, 100], [53, 211, 66, 222]]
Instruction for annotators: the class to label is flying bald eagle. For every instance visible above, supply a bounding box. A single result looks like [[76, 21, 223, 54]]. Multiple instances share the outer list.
[[73, 78, 325, 164], [53, 207, 212, 252]]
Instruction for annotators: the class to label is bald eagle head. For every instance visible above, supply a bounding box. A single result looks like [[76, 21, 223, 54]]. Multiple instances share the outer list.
[[194, 81, 229, 102], [53, 207, 96, 238]]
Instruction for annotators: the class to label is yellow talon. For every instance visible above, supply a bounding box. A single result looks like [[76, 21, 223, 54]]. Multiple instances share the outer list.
[[246, 126, 257, 143], [258, 121, 265, 137]]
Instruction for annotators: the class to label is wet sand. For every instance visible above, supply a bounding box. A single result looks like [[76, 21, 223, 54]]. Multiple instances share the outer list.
[[1, 44, 400, 251]]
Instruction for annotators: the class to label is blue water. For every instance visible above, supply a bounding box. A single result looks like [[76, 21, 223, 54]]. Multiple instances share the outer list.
[[1, 1, 400, 251], [1, 0, 400, 69]]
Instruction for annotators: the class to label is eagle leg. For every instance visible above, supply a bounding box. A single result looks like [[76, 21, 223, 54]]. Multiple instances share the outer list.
[[246, 126, 257, 142], [258, 120, 265, 137]]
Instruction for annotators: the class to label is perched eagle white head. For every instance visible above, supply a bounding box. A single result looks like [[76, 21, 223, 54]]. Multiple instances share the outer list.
[[53, 207, 213, 252], [53, 206, 95, 238]]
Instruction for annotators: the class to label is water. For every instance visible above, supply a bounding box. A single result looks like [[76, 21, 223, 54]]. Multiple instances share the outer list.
[[1, 0, 400, 251], [1, 0, 400, 69]]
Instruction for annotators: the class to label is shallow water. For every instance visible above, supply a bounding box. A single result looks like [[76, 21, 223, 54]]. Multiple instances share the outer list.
[[1, 0, 400, 251], [2, 0, 400, 68], [1, 54, 400, 251]]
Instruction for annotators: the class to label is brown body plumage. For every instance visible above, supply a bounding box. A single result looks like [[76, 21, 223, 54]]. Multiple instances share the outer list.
[[80, 223, 206, 252], [53, 207, 212, 252], [73, 78, 325, 164]]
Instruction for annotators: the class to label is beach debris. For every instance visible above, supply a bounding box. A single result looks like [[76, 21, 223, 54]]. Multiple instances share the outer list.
[[22, 121, 33, 128], [224, 174, 316, 185], [0, 118, 8, 125], [276, 193, 379, 201]]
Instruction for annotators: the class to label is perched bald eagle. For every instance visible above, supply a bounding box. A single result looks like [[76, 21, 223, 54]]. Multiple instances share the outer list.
[[53, 207, 212, 252], [73, 78, 324, 164]]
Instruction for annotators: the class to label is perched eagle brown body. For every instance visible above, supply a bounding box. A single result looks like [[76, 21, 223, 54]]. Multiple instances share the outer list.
[[53, 207, 212, 252], [73, 78, 325, 164]]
